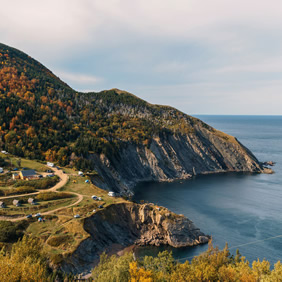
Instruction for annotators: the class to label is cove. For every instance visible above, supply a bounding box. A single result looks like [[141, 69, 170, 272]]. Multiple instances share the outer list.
[[133, 116, 282, 265]]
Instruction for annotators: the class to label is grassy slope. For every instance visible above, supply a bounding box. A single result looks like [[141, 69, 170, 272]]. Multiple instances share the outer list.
[[0, 154, 128, 262]]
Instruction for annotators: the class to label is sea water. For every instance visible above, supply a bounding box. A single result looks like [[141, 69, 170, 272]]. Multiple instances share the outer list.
[[133, 116, 282, 265]]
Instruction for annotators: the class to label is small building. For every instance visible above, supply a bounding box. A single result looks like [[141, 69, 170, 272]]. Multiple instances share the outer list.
[[0, 202, 5, 208], [47, 162, 54, 167], [108, 191, 115, 197], [78, 171, 84, 176], [13, 199, 21, 207], [0, 167, 3, 173], [1, 150, 7, 154], [19, 169, 39, 180], [28, 198, 36, 205]]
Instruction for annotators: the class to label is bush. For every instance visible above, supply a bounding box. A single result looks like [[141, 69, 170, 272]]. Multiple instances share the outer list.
[[14, 176, 59, 189], [0, 236, 51, 280], [44, 215, 58, 220], [4, 186, 36, 196], [47, 235, 73, 247], [0, 220, 28, 243], [50, 253, 64, 264], [36, 192, 73, 201], [0, 157, 7, 167]]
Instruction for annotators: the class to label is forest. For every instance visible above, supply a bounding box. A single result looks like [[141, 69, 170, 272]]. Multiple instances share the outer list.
[[0, 43, 203, 171], [0, 235, 281, 281]]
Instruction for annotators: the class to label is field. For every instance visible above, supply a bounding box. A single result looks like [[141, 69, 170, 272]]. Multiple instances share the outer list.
[[0, 154, 128, 263]]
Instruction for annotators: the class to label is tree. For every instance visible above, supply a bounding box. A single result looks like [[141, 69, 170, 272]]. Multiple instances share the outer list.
[[0, 236, 50, 281], [17, 158, 21, 167]]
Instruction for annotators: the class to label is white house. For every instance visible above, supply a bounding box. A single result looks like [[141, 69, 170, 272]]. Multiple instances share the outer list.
[[108, 191, 115, 197], [0, 168, 3, 173], [78, 171, 83, 176], [47, 162, 54, 167]]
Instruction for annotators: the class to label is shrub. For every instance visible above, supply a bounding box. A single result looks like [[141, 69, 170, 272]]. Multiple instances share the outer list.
[[47, 235, 73, 247], [14, 176, 59, 189], [36, 192, 73, 201], [4, 186, 36, 196], [0, 157, 6, 167], [0, 236, 50, 280], [50, 253, 64, 264], [0, 220, 28, 243]]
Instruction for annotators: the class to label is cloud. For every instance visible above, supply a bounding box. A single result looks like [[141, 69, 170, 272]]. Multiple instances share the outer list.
[[1, 0, 282, 114], [55, 70, 104, 91], [215, 56, 282, 74], [2, 0, 282, 53]]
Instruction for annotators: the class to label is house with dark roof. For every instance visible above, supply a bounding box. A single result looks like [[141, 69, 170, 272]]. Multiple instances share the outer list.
[[0, 201, 5, 208], [19, 169, 38, 180]]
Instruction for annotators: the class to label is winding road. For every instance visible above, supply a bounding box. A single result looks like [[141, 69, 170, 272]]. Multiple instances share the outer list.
[[0, 167, 84, 221]]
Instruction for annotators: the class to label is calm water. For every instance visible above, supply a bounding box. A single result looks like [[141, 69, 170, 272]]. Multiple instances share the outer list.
[[133, 116, 282, 265]]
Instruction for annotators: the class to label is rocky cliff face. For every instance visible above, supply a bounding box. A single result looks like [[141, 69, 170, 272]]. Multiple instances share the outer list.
[[90, 124, 263, 193], [59, 202, 209, 275]]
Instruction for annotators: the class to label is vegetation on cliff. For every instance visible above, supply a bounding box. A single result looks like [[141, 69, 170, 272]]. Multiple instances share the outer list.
[[0, 43, 220, 171], [92, 243, 282, 282], [1, 235, 282, 281], [0, 236, 73, 281]]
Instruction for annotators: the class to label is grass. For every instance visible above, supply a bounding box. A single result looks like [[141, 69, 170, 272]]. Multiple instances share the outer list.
[[26, 214, 90, 260], [0, 153, 46, 172], [0, 153, 131, 262], [0, 198, 77, 216], [58, 174, 128, 217]]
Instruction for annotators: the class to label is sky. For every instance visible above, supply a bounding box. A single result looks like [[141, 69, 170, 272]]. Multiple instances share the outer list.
[[1, 0, 282, 115]]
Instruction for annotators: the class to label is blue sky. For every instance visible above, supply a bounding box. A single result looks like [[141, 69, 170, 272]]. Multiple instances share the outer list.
[[1, 0, 282, 115]]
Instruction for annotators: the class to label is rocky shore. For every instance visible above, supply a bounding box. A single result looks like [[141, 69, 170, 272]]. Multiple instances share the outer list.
[[90, 126, 267, 194], [59, 202, 209, 275]]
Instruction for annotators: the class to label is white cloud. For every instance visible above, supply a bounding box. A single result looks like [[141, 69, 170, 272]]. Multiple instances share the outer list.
[[2, 0, 282, 53], [1, 0, 282, 114], [54, 70, 104, 91], [215, 57, 282, 74]]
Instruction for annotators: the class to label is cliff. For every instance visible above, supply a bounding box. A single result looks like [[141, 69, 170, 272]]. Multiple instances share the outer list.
[[90, 125, 264, 193], [59, 202, 209, 275], [0, 43, 267, 194]]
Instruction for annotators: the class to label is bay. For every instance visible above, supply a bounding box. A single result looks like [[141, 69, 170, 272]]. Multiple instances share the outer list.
[[133, 115, 282, 265]]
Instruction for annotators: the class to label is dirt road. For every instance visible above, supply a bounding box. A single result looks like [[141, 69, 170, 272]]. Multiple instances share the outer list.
[[0, 167, 69, 201], [0, 167, 83, 221]]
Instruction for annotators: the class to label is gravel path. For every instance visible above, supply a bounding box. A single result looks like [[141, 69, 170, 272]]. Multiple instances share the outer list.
[[0, 167, 83, 221]]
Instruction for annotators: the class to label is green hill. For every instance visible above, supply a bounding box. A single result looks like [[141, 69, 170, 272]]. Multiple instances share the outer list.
[[0, 43, 263, 193], [0, 43, 205, 166]]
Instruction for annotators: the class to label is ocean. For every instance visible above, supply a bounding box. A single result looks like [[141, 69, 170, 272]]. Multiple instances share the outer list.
[[133, 115, 282, 265]]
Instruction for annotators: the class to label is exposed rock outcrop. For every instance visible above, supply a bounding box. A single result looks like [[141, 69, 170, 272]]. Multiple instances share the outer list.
[[59, 202, 209, 275], [90, 125, 265, 193]]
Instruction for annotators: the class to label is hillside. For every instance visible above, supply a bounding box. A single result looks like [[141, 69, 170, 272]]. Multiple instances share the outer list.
[[0, 43, 265, 193]]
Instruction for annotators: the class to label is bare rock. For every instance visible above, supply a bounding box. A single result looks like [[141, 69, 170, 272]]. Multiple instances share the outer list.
[[59, 202, 209, 275]]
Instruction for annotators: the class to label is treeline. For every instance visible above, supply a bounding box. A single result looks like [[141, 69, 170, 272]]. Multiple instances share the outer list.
[[1, 236, 282, 281], [92, 244, 282, 281], [0, 43, 198, 171], [0, 236, 71, 281]]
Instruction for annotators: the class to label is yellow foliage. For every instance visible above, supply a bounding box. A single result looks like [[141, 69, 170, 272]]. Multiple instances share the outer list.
[[129, 261, 153, 282], [0, 236, 49, 281]]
